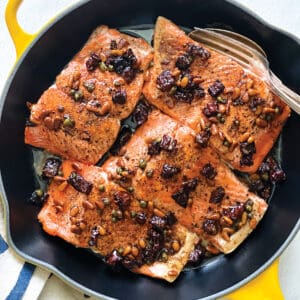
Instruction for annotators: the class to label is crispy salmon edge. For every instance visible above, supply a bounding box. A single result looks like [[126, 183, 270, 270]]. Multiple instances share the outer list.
[[134, 226, 199, 282], [212, 195, 268, 254]]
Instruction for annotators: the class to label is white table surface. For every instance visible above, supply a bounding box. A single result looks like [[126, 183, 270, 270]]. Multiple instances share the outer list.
[[0, 1, 299, 299]]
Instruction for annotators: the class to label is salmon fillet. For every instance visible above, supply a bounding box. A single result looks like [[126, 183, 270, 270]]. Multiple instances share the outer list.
[[25, 87, 120, 165], [103, 110, 268, 254], [25, 26, 153, 164], [38, 160, 198, 282], [56, 26, 153, 119], [143, 17, 290, 172]]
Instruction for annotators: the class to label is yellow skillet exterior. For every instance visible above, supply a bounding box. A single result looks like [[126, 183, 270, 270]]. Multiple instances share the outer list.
[[220, 259, 284, 300]]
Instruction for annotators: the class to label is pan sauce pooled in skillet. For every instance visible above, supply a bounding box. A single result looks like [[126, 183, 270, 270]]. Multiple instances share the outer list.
[[26, 18, 288, 282]]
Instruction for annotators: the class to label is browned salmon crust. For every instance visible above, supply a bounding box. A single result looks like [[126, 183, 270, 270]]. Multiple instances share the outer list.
[[38, 160, 198, 282], [143, 16, 290, 173], [56, 26, 153, 119], [25, 26, 153, 164], [103, 110, 268, 254], [25, 87, 120, 165]]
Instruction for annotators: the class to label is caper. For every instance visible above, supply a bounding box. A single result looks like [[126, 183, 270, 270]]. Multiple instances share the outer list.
[[266, 114, 273, 122], [161, 252, 168, 262], [98, 185, 106, 192], [139, 200, 148, 208], [146, 169, 154, 178], [217, 113, 225, 123], [108, 64, 114, 72], [261, 173, 269, 181], [35, 189, 43, 197], [223, 140, 230, 147], [217, 96, 227, 104], [103, 198, 110, 206], [99, 61, 107, 72], [130, 211, 136, 218], [169, 86, 177, 96], [118, 247, 124, 254], [116, 167, 124, 175], [58, 170, 64, 176], [275, 107, 280, 114], [63, 117, 75, 128], [127, 186, 134, 193], [74, 90, 83, 101], [247, 212, 253, 219], [83, 81, 95, 93], [138, 159, 147, 170], [112, 216, 117, 223], [69, 89, 76, 97], [112, 210, 123, 220], [245, 204, 253, 212]]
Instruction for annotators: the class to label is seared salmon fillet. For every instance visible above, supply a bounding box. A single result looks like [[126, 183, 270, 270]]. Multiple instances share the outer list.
[[25, 26, 153, 164], [103, 110, 268, 254], [38, 160, 198, 282], [143, 17, 290, 172], [56, 25, 153, 120], [25, 87, 120, 165]]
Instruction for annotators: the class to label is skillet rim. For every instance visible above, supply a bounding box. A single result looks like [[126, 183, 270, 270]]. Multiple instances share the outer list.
[[0, 0, 299, 299]]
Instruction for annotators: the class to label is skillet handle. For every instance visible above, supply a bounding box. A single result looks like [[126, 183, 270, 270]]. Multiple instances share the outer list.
[[220, 259, 284, 300], [5, 0, 37, 59]]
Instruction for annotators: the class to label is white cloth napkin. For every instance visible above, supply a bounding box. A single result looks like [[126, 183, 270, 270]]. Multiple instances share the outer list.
[[0, 201, 50, 300]]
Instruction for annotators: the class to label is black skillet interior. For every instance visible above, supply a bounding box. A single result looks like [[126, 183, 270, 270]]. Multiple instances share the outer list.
[[1, 0, 300, 299]]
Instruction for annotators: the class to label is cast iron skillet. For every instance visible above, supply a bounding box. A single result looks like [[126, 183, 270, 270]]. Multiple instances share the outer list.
[[1, 0, 300, 299]]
